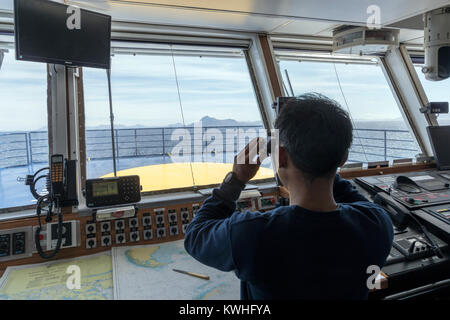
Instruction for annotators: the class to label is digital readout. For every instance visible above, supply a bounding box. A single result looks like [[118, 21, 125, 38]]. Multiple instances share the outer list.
[[93, 181, 118, 197]]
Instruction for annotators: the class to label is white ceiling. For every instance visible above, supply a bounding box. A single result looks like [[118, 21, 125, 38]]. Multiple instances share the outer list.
[[1, 0, 449, 42]]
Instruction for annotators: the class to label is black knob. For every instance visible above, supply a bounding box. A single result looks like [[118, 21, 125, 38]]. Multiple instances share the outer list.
[[158, 217, 163, 222], [87, 225, 94, 232], [159, 229, 164, 235], [171, 228, 177, 233], [118, 235, 124, 242], [117, 221, 123, 228], [102, 224, 109, 230], [144, 218, 150, 224], [183, 213, 188, 219], [145, 231, 152, 238], [132, 233, 138, 240], [88, 240, 95, 247], [103, 237, 110, 244], [131, 219, 137, 226], [170, 215, 175, 221]]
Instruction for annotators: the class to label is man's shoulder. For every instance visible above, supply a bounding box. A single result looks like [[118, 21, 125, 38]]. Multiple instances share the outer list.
[[228, 206, 292, 227], [340, 201, 394, 230]]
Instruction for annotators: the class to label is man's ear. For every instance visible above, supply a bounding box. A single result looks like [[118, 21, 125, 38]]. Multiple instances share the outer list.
[[278, 146, 288, 169], [339, 150, 349, 167]]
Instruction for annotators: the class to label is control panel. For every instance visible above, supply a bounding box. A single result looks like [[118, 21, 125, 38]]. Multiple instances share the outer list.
[[258, 195, 277, 211], [356, 172, 450, 210], [0, 191, 278, 268], [81, 193, 279, 250], [237, 198, 256, 212], [0, 227, 33, 262], [83, 206, 195, 249], [385, 228, 448, 265]]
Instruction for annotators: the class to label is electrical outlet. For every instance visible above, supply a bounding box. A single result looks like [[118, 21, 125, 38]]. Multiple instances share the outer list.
[[129, 217, 139, 229], [168, 210, 177, 225], [156, 227, 166, 238], [86, 237, 96, 249], [143, 229, 153, 240], [85, 222, 96, 235], [142, 214, 152, 227], [129, 231, 140, 242], [101, 235, 112, 247], [169, 226, 179, 236], [116, 233, 126, 244], [100, 221, 111, 233], [115, 219, 125, 231]]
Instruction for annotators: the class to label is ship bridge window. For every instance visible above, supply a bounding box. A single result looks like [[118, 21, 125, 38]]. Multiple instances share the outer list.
[[82, 48, 273, 193], [414, 65, 450, 126], [277, 55, 421, 165], [0, 49, 49, 210]]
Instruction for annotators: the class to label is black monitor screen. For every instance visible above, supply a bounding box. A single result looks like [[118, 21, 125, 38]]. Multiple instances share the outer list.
[[427, 126, 450, 170], [14, 0, 111, 69]]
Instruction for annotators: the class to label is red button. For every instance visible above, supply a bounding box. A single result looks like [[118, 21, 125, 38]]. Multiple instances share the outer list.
[[39, 234, 44, 241]]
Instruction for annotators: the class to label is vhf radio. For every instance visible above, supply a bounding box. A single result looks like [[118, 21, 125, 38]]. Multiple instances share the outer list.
[[27, 154, 78, 259], [85, 175, 141, 208], [49, 154, 78, 207]]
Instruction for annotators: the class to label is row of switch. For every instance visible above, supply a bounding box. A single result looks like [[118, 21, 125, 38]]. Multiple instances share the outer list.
[[85, 205, 200, 249]]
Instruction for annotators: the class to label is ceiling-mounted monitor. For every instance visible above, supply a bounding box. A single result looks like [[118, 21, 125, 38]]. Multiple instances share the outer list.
[[14, 0, 111, 69]]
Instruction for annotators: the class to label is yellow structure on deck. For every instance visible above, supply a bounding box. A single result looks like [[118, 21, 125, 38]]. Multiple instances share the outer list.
[[102, 162, 274, 193]]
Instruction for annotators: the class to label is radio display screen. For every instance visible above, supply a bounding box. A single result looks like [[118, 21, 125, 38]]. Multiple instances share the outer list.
[[93, 181, 119, 197]]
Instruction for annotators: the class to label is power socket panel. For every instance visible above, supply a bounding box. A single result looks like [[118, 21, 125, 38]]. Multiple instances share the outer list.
[[0, 226, 33, 262]]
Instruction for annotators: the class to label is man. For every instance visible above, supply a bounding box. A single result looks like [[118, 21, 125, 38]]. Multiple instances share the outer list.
[[184, 93, 394, 299]]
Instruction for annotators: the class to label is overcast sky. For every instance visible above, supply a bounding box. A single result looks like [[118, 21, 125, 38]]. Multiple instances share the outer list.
[[0, 49, 448, 132]]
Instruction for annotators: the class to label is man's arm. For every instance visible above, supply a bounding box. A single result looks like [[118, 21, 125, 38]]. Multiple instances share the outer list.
[[333, 174, 369, 203], [184, 138, 265, 272], [184, 182, 243, 272]]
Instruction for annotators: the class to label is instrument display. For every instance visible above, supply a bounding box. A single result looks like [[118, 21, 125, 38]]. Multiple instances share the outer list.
[[92, 181, 119, 197], [86, 175, 141, 208]]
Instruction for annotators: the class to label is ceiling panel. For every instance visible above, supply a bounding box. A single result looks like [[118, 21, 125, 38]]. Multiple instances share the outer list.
[[270, 20, 338, 36], [1, 0, 449, 37], [105, 0, 449, 25], [107, 2, 290, 32]]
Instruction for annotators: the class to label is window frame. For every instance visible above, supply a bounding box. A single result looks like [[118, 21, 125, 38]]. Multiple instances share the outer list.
[[78, 41, 275, 197], [274, 50, 426, 165]]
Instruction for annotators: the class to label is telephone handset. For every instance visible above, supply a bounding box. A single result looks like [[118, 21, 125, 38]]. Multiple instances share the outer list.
[[48, 154, 78, 207], [50, 154, 65, 200], [374, 192, 411, 231], [374, 192, 443, 258]]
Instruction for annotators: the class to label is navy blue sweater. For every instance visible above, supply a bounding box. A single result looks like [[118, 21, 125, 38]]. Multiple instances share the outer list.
[[184, 175, 394, 299]]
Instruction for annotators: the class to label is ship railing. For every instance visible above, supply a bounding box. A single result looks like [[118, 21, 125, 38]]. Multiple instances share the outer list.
[[0, 127, 419, 169]]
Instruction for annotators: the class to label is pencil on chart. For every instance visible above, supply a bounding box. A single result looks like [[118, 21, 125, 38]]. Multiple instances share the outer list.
[[172, 268, 210, 280]]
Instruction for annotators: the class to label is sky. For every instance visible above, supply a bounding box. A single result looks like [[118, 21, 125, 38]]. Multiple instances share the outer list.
[[82, 54, 260, 128], [0, 49, 449, 132], [279, 60, 403, 121]]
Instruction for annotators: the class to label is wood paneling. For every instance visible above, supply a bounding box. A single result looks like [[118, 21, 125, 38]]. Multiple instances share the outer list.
[[0, 192, 279, 277]]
